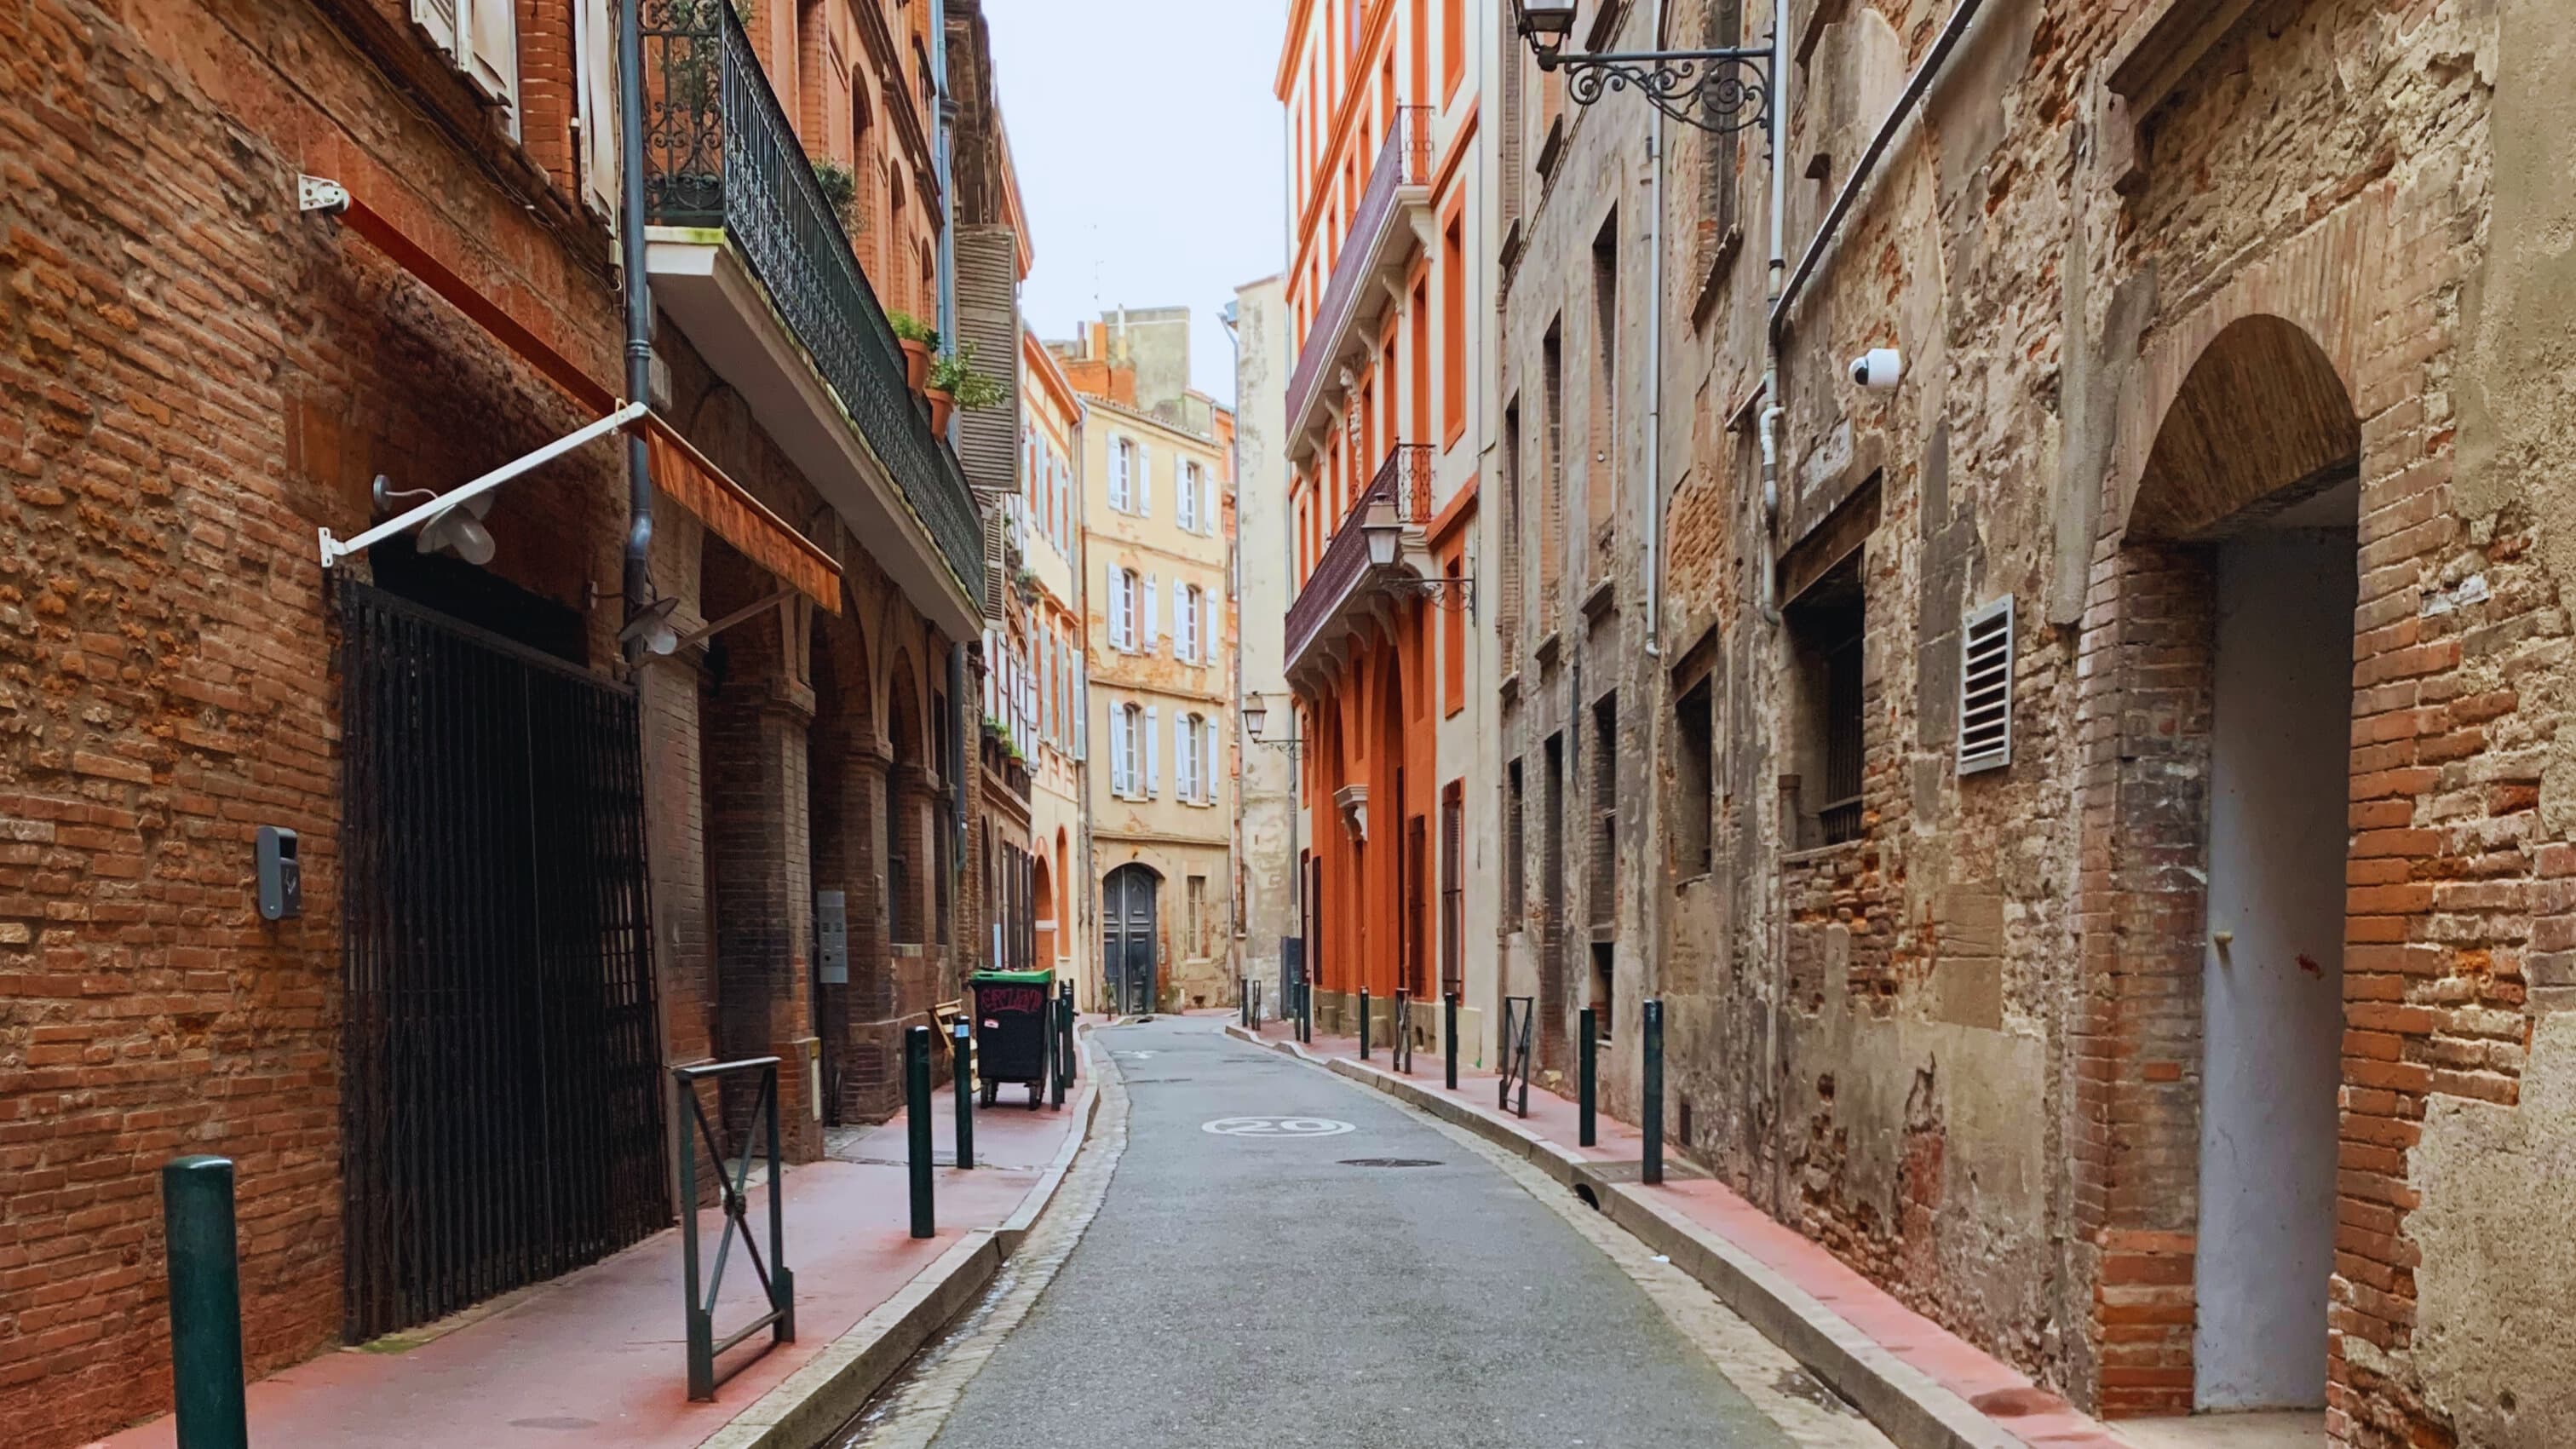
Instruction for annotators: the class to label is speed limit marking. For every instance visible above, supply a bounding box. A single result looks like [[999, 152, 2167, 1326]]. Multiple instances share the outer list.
[[1200, 1116, 1356, 1137]]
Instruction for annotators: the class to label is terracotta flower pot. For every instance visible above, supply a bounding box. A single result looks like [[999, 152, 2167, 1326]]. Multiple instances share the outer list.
[[926, 388, 954, 434], [900, 338, 932, 394]]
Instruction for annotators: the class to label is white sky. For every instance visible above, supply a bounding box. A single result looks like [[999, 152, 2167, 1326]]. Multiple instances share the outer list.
[[984, 0, 1290, 402]]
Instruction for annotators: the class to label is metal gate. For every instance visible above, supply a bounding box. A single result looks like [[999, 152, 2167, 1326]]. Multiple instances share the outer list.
[[339, 584, 669, 1341], [1102, 865, 1159, 1015]]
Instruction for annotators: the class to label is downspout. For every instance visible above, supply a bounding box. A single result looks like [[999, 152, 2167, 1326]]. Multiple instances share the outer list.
[[952, 641, 971, 963], [617, 0, 655, 649], [1642, 9, 1667, 661], [933, 0, 957, 353]]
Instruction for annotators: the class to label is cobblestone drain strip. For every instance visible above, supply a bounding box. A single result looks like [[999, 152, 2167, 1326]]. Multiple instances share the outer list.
[[820, 1044, 1134, 1449]]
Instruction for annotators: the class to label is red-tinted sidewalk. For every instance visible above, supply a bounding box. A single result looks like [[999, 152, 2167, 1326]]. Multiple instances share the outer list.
[[92, 1068, 1095, 1449], [1239, 1019, 2136, 1449]]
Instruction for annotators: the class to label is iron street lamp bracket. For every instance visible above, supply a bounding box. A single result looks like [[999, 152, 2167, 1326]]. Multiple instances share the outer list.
[[1553, 45, 1775, 138]]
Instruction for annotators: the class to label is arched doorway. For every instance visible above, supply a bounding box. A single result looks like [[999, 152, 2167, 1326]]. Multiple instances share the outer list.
[[2093, 313, 2360, 1416], [1032, 855, 1056, 971], [1102, 864, 1160, 1015]]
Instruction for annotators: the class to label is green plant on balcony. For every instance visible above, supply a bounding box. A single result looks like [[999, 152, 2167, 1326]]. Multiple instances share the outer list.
[[929, 343, 1007, 411], [887, 310, 940, 348], [809, 155, 859, 233]]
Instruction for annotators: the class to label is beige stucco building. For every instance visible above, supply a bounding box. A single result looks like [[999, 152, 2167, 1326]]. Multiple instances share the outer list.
[[1057, 316, 1239, 1014], [1019, 331, 1090, 992]]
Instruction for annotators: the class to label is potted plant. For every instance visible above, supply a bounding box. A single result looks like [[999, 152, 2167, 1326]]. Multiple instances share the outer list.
[[888, 311, 938, 394], [808, 154, 859, 235], [927, 343, 1005, 431]]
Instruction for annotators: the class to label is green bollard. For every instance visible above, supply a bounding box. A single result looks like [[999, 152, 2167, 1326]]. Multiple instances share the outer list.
[[952, 1018, 975, 1170], [1642, 999, 1665, 1186], [163, 1155, 249, 1449], [1445, 991, 1460, 1090], [906, 1026, 934, 1238], [1578, 1008, 1598, 1148]]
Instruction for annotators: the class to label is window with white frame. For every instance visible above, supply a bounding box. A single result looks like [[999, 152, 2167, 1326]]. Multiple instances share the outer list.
[[1109, 567, 1138, 650], [1109, 437, 1134, 512], [1178, 461, 1199, 531], [1176, 712, 1202, 802], [1113, 701, 1145, 796], [1177, 584, 1201, 664]]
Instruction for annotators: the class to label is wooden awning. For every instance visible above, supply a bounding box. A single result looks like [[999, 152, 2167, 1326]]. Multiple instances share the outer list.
[[303, 175, 841, 613]]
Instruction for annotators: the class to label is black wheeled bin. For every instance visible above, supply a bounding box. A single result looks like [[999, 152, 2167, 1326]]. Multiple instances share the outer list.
[[969, 969, 1055, 1109]]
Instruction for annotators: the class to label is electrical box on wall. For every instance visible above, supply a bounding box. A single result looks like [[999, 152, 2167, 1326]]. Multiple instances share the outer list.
[[256, 825, 302, 921], [816, 889, 848, 984]]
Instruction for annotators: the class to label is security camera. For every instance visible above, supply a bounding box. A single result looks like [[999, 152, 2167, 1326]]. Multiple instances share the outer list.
[[1849, 348, 1903, 390]]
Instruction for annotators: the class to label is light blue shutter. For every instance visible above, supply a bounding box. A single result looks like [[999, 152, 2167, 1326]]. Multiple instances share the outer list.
[[1136, 443, 1153, 517], [1108, 704, 1129, 795], [1143, 575, 1159, 652], [1144, 705, 1160, 797], [1203, 467, 1217, 537]]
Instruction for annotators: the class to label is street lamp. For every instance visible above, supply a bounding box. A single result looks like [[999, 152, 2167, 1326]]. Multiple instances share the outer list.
[[1512, 0, 1774, 138], [1362, 500, 1403, 570], [1242, 695, 1268, 740]]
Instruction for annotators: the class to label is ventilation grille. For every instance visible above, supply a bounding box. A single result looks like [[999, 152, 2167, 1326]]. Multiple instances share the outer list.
[[1958, 595, 2014, 775]]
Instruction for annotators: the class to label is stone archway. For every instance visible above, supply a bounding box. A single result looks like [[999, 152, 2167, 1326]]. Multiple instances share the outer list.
[[2074, 308, 2362, 1420]]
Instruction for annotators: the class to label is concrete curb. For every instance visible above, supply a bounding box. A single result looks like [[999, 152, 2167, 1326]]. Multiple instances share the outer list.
[[704, 1028, 1105, 1449], [1224, 1024, 2021, 1449]]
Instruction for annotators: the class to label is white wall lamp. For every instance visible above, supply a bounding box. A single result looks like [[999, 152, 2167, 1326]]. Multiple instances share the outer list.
[[321, 401, 648, 572]]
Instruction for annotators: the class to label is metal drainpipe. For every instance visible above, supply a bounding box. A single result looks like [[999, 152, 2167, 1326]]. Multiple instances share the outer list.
[[952, 642, 970, 963], [1642, 3, 1668, 662], [617, 0, 655, 651]]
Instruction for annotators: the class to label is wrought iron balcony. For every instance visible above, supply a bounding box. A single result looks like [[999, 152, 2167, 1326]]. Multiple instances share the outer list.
[[1284, 109, 1434, 459], [641, 0, 983, 607], [1285, 443, 1434, 677]]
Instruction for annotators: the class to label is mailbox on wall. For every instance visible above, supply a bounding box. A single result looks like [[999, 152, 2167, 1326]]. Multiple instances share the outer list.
[[256, 826, 302, 922]]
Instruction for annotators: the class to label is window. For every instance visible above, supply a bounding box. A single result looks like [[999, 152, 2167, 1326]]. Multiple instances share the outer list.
[[411, 0, 519, 114], [1109, 436, 1135, 511], [1441, 550, 1465, 716], [1788, 554, 1867, 847], [1698, 0, 1745, 283], [1504, 758, 1526, 928], [1674, 674, 1715, 877], [1440, 781, 1463, 994], [1958, 595, 2015, 774], [1588, 210, 1619, 561], [1176, 584, 1201, 664], [1441, 210, 1465, 444], [1113, 701, 1146, 796], [1109, 566, 1138, 650], [1441, 0, 1464, 101], [1589, 693, 1617, 931], [1178, 461, 1199, 531], [1541, 320, 1564, 614], [1501, 398, 1522, 664], [1411, 279, 1430, 445], [1176, 712, 1203, 802]]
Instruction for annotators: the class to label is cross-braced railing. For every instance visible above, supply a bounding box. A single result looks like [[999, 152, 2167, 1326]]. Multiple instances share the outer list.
[[1500, 997, 1536, 1119], [674, 1056, 794, 1400]]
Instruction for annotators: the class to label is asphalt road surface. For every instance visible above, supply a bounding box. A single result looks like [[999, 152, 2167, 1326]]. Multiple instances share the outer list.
[[841, 1015, 1880, 1449]]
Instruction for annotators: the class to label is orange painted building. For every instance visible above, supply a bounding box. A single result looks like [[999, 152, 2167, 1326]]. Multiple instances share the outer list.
[[1273, 0, 1494, 1051]]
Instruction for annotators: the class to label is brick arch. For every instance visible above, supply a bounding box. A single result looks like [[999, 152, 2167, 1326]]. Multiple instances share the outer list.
[[2107, 198, 2382, 545], [2127, 314, 2359, 540]]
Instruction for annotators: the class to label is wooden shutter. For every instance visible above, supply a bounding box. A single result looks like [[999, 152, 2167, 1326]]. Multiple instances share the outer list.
[[1143, 575, 1159, 652], [463, 0, 518, 108], [952, 228, 1022, 494], [573, 0, 618, 221], [1144, 705, 1160, 797], [411, 0, 458, 55], [1136, 442, 1152, 517]]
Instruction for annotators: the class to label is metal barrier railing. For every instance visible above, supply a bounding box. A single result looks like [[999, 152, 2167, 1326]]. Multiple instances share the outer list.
[[674, 1056, 793, 1400], [1500, 997, 1535, 1119]]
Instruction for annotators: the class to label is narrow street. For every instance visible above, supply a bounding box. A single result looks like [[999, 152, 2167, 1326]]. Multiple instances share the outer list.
[[835, 1018, 1884, 1449]]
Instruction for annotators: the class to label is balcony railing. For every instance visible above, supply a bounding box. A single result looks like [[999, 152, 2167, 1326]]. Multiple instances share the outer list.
[[641, 0, 984, 604], [1284, 108, 1433, 437], [1285, 443, 1433, 669]]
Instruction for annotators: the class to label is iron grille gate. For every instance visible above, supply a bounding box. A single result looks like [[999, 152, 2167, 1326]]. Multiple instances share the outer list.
[[339, 584, 669, 1341]]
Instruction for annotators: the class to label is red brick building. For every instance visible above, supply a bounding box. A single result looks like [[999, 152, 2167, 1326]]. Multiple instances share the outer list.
[[0, 0, 1007, 1441]]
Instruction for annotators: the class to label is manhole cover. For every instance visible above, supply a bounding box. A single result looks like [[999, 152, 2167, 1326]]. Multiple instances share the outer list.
[[1340, 1158, 1440, 1168], [1201, 1116, 1355, 1136]]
